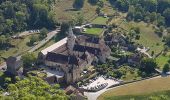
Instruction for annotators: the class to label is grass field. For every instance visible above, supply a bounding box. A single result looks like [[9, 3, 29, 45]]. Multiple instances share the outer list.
[[92, 17, 109, 25], [156, 55, 170, 70], [0, 34, 39, 58], [83, 28, 103, 36], [98, 76, 170, 100], [54, 0, 97, 22], [101, 90, 170, 100], [120, 21, 164, 55]]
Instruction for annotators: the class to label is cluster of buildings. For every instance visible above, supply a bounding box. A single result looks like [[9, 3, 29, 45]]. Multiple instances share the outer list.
[[38, 28, 111, 84], [6, 27, 111, 85]]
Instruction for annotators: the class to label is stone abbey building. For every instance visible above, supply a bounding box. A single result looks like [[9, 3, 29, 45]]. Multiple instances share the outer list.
[[38, 28, 111, 84]]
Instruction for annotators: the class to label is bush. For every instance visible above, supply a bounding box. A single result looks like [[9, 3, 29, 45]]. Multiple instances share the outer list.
[[163, 64, 170, 73]]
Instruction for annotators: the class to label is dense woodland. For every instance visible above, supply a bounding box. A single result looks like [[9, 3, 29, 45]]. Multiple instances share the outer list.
[[0, 0, 56, 35], [109, 0, 170, 27]]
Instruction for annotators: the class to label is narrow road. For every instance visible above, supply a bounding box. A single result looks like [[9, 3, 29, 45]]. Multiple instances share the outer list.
[[0, 28, 60, 69], [28, 29, 60, 52]]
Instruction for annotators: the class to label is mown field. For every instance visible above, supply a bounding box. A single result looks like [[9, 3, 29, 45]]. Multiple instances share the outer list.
[[84, 28, 104, 36], [100, 90, 170, 100], [98, 76, 170, 100]]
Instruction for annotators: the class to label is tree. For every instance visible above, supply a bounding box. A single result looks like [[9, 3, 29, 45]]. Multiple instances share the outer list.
[[39, 27, 48, 40], [21, 53, 36, 68], [60, 22, 70, 36], [0, 0, 56, 35], [88, 0, 98, 5], [165, 35, 170, 46], [144, 0, 158, 12], [163, 63, 170, 73], [75, 13, 84, 25], [29, 35, 39, 46], [73, 0, 84, 9], [163, 8, 170, 26], [141, 58, 157, 74], [115, 0, 129, 12], [2, 76, 69, 100]]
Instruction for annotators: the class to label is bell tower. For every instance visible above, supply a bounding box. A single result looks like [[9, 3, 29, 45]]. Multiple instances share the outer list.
[[67, 27, 76, 54]]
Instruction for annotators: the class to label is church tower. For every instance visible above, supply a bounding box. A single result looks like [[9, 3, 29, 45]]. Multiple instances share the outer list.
[[67, 27, 76, 55]]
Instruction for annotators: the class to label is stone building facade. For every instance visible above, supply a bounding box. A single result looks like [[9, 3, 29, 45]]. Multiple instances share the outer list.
[[39, 28, 111, 84]]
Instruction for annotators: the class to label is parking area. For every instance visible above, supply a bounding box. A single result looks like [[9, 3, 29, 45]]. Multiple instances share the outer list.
[[83, 76, 121, 100], [80, 75, 121, 92]]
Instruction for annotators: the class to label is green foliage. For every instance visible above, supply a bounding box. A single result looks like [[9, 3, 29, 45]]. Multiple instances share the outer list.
[[0, 35, 9, 48], [115, 0, 129, 12], [163, 8, 170, 26], [140, 58, 157, 74], [0, 0, 56, 35], [165, 35, 170, 46], [111, 0, 170, 26], [1, 76, 68, 100], [75, 13, 84, 25], [39, 28, 48, 40], [29, 35, 39, 46], [21, 53, 36, 68], [88, 0, 99, 5], [73, 0, 84, 9], [163, 63, 170, 73]]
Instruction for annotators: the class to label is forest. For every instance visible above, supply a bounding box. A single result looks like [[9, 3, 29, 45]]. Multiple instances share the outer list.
[[0, 0, 56, 35], [109, 0, 170, 27]]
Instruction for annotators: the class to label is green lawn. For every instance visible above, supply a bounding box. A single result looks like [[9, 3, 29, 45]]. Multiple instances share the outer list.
[[120, 21, 164, 55], [92, 17, 109, 25], [98, 76, 170, 100], [156, 55, 169, 70], [83, 28, 103, 36]]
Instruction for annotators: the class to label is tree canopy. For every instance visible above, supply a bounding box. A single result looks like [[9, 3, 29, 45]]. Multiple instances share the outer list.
[[0, 0, 56, 35], [140, 58, 157, 74], [0, 76, 68, 100], [111, 0, 170, 27]]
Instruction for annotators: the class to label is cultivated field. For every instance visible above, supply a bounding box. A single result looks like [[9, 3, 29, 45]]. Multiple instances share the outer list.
[[98, 76, 170, 100]]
